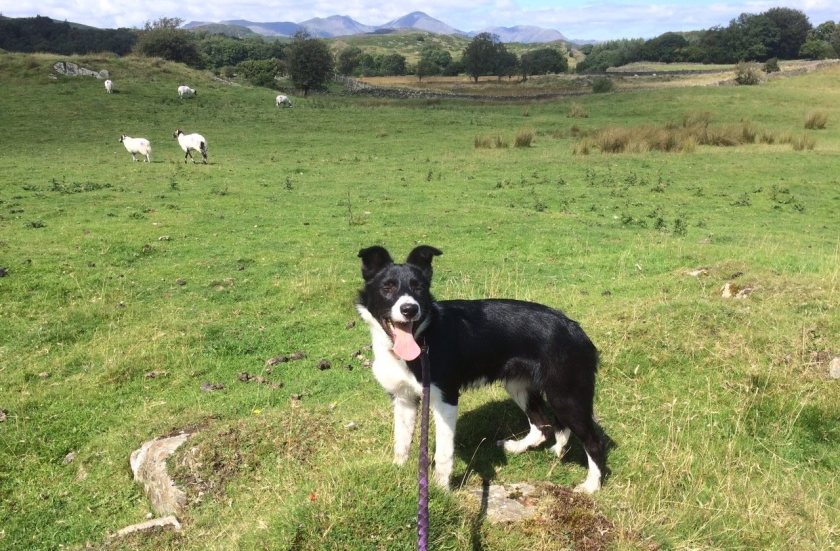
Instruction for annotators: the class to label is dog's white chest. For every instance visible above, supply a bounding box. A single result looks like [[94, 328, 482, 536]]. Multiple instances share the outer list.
[[357, 304, 421, 399], [371, 353, 421, 399]]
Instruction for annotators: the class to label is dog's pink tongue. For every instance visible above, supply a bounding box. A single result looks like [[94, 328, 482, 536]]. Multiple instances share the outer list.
[[392, 324, 421, 361]]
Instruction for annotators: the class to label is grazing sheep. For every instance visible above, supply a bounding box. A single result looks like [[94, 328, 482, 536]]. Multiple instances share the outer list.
[[275, 94, 293, 108], [119, 135, 151, 162], [173, 129, 207, 164], [104, 79, 113, 93], [177, 85, 196, 98]]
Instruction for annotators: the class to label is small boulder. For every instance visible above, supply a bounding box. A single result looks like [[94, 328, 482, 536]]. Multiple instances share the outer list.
[[830, 357, 840, 380], [466, 483, 539, 523]]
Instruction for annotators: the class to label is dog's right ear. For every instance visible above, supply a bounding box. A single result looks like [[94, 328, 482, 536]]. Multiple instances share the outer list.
[[358, 246, 394, 282]]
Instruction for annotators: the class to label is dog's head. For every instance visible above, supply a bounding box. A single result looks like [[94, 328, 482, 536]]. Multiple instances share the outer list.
[[356, 245, 442, 361]]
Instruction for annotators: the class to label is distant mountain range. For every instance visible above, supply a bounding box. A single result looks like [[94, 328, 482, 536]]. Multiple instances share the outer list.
[[184, 11, 581, 44]]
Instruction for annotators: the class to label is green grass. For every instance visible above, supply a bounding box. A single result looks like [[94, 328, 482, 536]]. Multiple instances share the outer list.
[[0, 52, 839, 550]]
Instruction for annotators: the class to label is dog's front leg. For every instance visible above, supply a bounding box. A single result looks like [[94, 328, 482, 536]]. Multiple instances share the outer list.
[[430, 388, 458, 489], [392, 394, 418, 465]]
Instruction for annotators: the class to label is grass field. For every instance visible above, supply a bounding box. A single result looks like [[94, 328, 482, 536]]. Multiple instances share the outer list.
[[0, 52, 838, 550]]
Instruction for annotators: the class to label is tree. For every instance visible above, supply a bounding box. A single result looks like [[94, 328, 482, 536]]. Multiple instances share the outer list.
[[135, 17, 202, 67], [337, 46, 363, 76], [379, 53, 407, 76], [495, 49, 518, 80], [285, 30, 334, 96], [832, 26, 840, 57], [521, 47, 567, 79], [462, 32, 502, 82], [576, 38, 644, 72], [732, 13, 780, 61], [642, 32, 689, 62], [799, 38, 835, 59], [236, 59, 283, 87], [763, 7, 811, 59], [416, 45, 452, 80]]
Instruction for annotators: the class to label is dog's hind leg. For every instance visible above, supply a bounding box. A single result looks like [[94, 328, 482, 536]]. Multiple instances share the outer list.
[[546, 394, 605, 494], [549, 427, 572, 457], [392, 394, 418, 466], [497, 379, 552, 453]]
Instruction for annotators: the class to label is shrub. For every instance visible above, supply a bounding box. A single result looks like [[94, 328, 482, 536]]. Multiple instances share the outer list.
[[804, 111, 828, 130], [237, 59, 281, 87], [514, 128, 535, 148], [763, 57, 780, 73], [734, 62, 762, 85], [591, 76, 614, 93]]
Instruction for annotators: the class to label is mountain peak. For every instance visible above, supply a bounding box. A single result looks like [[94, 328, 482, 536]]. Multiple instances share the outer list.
[[185, 12, 571, 43]]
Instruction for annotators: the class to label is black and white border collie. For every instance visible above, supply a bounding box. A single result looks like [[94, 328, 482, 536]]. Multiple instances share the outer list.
[[356, 245, 605, 494]]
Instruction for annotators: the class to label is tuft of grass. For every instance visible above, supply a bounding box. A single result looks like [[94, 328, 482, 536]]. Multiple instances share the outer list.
[[790, 133, 817, 151], [804, 111, 828, 130], [514, 128, 534, 148], [474, 134, 509, 148], [567, 102, 588, 118]]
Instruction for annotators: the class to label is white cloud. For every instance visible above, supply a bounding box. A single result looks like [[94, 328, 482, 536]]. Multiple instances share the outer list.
[[1, 1, 836, 39]]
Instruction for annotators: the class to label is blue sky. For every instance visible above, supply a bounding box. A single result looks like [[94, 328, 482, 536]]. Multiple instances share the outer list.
[[1, 1, 837, 40]]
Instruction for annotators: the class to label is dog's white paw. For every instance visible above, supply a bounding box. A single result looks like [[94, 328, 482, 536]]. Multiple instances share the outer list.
[[573, 478, 601, 495], [432, 470, 450, 490], [393, 454, 409, 466], [498, 439, 530, 454]]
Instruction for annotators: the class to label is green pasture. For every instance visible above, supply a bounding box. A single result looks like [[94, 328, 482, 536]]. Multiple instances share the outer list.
[[0, 52, 838, 550]]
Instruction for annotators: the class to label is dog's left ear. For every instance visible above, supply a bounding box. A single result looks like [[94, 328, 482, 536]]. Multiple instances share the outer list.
[[359, 246, 394, 282], [406, 245, 442, 279]]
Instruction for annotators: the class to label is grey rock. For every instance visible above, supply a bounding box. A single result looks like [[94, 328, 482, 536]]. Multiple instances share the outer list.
[[466, 482, 539, 523], [52, 61, 109, 79], [830, 357, 840, 379], [111, 515, 181, 539]]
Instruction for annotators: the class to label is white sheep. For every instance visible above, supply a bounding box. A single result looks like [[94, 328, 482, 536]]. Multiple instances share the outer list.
[[177, 85, 196, 98], [104, 79, 113, 94], [119, 135, 151, 162], [173, 129, 208, 164], [275, 94, 293, 108]]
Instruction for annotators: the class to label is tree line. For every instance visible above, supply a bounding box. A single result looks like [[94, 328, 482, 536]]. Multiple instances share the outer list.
[[578, 7, 840, 72], [3, 8, 839, 90]]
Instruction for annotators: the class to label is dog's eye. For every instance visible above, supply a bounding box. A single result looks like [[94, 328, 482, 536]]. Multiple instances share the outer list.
[[409, 279, 424, 291], [381, 280, 397, 294]]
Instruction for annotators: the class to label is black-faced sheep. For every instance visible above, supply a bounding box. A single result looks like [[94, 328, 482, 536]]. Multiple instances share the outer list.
[[173, 129, 207, 164]]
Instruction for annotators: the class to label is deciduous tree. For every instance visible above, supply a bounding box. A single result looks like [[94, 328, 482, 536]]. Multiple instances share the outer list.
[[286, 30, 334, 96]]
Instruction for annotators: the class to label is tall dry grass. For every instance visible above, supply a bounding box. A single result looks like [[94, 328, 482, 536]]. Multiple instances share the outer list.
[[575, 113, 777, 155], [804, 111, 828, 129]]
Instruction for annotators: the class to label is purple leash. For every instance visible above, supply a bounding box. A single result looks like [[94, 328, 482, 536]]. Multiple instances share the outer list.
[[417, 345, 431, 551]]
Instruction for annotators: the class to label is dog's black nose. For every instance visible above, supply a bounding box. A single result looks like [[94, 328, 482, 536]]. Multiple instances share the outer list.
[[400, 303, 419, 319]]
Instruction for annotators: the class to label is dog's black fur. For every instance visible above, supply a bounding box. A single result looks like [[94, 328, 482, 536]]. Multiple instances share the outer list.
[[357, 244, 606, 490]]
